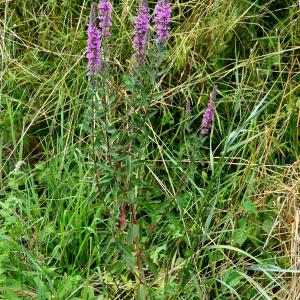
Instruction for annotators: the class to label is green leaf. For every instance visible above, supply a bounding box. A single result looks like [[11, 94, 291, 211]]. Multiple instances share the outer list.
[[127, 224, 140, 244], [135, 284, 149, 300], [81, 285, 95, 299], [117, 242, 136, 271], [141, 251, 158, 275], [232, 229, 247, 247], [223, 270, 243, 287], [262, 217, 275, 234], [240, 199, 257, 215], [126, 155, 132, 176], [232, 219, 248, 246], [3, 291, 19, 300]]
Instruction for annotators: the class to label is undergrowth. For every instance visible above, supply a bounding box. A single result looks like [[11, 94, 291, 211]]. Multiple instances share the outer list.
[[0, 0, 299, 299]]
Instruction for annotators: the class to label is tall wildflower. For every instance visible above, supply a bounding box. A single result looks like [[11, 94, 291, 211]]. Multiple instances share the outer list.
[[86, 3, 101, 77], [98, 0, 113, 37], [133, 0, 150, 63], [200, 86, 218, 135], [154, 0, 171, 44]]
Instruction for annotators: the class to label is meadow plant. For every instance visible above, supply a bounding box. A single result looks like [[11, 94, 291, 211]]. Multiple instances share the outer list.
[[86, 1, 113, 196], [98, 0, 112, 37], [133, 0, 150, 63], [154, 0, 171, 44], [85, 0, 172, 293], [200, 86, 218, 135], [86, 3, 101, 79]]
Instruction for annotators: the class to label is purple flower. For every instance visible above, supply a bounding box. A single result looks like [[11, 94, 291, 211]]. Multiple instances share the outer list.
[[86, 3, 101, 77], [133, 0, 150, 63], [154, 0, 171, 44], [200, 86, 218, 135], [98, 0, 112, 37]]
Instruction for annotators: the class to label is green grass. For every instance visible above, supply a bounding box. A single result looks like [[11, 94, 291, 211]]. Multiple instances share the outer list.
[[0, 0, 300, 299]]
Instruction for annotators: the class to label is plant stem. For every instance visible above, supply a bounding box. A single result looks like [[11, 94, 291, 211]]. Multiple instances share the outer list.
[[91, 91, 102, 201]]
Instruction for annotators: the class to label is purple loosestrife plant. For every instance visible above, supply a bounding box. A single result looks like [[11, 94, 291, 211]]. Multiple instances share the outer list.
[[133, 0, 150, 64], [200, 86, 218, 135], [98, 0, 112, 37], [87, 3, 101, 78], [154, 0, 171, 44]]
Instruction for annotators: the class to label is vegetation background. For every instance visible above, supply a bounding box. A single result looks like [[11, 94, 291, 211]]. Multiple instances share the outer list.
[[0, 0, 300, 299]]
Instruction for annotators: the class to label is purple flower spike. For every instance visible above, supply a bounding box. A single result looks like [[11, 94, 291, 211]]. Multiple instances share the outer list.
[[98, 0, 112, 37], [154, 0, 171, 44], [133, 0, 150, 63], [200, 86, 218, 135], [87, 3, 101, 77]]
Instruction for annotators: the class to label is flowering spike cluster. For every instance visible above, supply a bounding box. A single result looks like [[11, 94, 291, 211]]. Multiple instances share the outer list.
[[200, 86, 218, 135], [86, 3, 101, 77], [133, 0, 150, 63], [154, 0, 171, 44], [98, 0, 112, 37]]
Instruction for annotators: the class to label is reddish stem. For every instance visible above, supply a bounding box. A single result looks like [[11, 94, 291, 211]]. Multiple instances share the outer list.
[[120, 202, 126, 230]]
